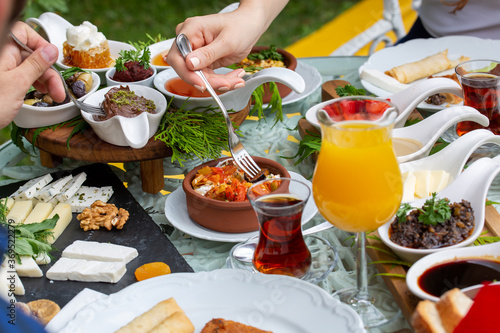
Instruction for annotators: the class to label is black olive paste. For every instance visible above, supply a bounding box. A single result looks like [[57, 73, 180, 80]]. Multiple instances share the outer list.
[[389, 200, 474, 249], [97, 86, 156, 121]]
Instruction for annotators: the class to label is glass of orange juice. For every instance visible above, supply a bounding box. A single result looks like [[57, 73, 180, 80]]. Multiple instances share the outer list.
[[312, 96, 403, 328]]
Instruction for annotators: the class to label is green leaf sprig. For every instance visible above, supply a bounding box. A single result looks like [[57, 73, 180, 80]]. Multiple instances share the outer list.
[[115, 46, 151, 72], [249, 82, 283, 126], [247, 45, 283, 62], [396, 193, 452, 226], [335, 84, 366, 97]]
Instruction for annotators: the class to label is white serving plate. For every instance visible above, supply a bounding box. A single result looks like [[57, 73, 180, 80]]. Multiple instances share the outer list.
[[58, 269, 366, 333]]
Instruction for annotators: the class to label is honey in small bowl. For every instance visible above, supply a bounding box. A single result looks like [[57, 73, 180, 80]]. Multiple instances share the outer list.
[[152, 50, 170, 67]]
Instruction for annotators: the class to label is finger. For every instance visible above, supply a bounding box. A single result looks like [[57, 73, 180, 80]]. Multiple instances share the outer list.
[[202, 69, 246, 91], [166, 45, 206, 89]]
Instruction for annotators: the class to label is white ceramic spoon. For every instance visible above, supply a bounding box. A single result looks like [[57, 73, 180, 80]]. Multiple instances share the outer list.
[[399, 129, 500, 181], [305, 77, 463, 130], [379, 156, 500, 263], [154, 67, 306, 111], [394, 106, 489, 163]]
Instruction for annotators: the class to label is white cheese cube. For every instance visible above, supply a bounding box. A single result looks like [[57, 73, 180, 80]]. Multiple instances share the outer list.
[[0, 197, 14, 213], [15, 255, 43, 278], [10, 174, 53, 200], [55, 172, 87, 203], [401, 171, 416, 202], [429, 170, 451, 194], [413, 170, 432, 199], [34, 252, 51, 265], [46, 258, 126, 283], [62, 240, 138, 264], [65, 186, 114, 213], [23, 202, 54, 224], [6, 200, 33, 225], [34, 175, 73, 202], [47, 203, 73, 244], [0, 259, 24, 297]]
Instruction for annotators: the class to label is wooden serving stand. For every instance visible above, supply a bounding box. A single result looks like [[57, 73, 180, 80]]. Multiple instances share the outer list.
[[299, 80, 500, 323], [23, 104, 250, 194]]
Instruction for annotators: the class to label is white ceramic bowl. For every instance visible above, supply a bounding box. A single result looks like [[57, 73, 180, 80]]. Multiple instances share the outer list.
[[406, 241, 500, 302], [148, 38, 174, 72], [154, 66, 305, 111], [378, 157, 500, 263], [81, 85, 167, 149], [14, 72, 100, 128], [26, 12, 135, 82], [105, 66, 157, 88]]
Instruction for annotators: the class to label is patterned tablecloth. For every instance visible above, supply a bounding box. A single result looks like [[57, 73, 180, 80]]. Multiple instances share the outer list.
[[13, 56, 500, 332]]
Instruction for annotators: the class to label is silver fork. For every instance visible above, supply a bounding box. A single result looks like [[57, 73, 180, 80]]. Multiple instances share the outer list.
[[10, 32, 106, 116], [175, 33, 262, 179]]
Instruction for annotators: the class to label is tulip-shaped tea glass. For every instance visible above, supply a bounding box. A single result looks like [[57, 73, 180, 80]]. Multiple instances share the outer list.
[[248, 177, 312, 278], [312, 96, 403, 328]]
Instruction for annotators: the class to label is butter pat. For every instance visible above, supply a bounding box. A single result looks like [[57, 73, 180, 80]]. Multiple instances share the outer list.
[[10, 174, 53, 200], [23, 202, 54, 224], [46, 258, 126, 283], [65, 186, 114, 213], [62, 240, 138, 264], [55, 172, 87, 203], [47, 203, 73, 244], [429, 170, 450, 194], [401, 172, 416, 202], [6, 200, 33, 225], [15, 255, 43, 278], [34, 175, 73, 203]]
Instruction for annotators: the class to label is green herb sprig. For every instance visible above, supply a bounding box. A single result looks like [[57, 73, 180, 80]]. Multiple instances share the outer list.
[[396, 193, 452, 226], [247, 45, 283, 62], [115, 47, 151, 72], [335, 84, 366, 97]]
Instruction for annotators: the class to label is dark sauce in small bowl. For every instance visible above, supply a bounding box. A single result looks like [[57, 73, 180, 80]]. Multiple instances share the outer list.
[[418, 258, 500, 298]]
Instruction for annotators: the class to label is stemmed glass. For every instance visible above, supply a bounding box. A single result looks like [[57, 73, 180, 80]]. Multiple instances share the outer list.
[[312, 96, 403, 328]]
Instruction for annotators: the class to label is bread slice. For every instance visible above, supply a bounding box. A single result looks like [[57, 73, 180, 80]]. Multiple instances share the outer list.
[[411, 300, 447, 333], [436, 288, 473, 333]]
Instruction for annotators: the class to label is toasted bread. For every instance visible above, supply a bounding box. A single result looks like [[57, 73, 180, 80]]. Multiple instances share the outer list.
[[411, 300, 447, 333], [436, 288, 473, 333]]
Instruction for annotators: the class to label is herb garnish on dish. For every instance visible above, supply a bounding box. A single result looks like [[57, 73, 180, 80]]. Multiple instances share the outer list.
[[112, 46, 153, 82]]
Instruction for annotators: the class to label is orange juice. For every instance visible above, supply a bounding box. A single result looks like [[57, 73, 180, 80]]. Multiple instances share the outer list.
[[312, 122, 402, 232]]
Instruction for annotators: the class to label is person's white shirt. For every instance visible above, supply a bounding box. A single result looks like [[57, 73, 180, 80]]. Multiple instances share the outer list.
[[414, 0, 500, 39]]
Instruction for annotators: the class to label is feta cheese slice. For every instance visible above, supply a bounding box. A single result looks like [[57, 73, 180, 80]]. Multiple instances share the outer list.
[[10, 174, 53, 200], [47, 203, 73, 244], [15, 255, 43, 278], [360, 69, 409, 94], [62, 240, 138, 264], [34, 175, 73, 203], [23, 202, 54, 224], [65, 186, 114, 213], [55, 172, 87, 203], [6, 200, 33, 225], [0, 259, 25, 297], [46, 258, 126, 283]]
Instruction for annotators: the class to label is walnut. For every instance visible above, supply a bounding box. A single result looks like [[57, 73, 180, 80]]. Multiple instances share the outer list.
[[77, 200, 129, 231]]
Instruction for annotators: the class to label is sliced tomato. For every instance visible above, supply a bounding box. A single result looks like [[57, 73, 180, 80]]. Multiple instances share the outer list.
[[322, 103, 343, 121], [365, 100, 389, 115], [340, 100, 357, 120]]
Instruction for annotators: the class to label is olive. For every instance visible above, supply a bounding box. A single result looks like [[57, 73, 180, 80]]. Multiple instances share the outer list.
[[77, 72, 93, 92], [33, 91, 44, 99], [71, 80, 87, 98], [33, 101, 50, 107]]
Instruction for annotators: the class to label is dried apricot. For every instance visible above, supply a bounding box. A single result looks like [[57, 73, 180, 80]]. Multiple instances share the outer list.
[[135, 262, 171, 281]]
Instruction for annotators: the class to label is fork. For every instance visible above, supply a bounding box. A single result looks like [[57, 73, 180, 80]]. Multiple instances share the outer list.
[[9, 32, 106, 116], [175, 33, 262, 179]]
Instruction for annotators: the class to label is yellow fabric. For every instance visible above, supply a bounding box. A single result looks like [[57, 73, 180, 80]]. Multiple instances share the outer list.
[[285, 0, 417, 57]]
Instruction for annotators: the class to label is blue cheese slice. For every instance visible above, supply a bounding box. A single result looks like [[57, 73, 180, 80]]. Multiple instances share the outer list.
[[10, 174, 53, 200], [6, 200, 33, 225], [15, 255, 43, 278], [46, 258, 126, 283], [34, 175, 73, 203], [62, 240, 138, 263], [65, 186, 114, 213], [55, 172, 87, 203]]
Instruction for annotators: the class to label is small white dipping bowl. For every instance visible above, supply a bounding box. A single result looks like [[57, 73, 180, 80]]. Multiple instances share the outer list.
[[106, 65, 157, 88], [81, 85, 167, 149], [378, 156, 500, 263], [14, 72, 100, 128], [406, 241, 500, 302], [148, 38, 174, 72]]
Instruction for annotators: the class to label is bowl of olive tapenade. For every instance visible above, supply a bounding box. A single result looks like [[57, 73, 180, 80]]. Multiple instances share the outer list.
[[81, 84, 167, 148], [378, 193, 477, 263], [14, 70, 100, 128]]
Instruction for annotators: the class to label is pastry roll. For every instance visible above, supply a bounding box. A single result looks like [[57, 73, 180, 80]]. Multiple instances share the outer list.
[[385, 50, 452, 84], [149, 311, 195, 333]]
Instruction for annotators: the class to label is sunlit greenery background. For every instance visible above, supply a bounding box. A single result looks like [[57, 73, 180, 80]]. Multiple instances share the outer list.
[[0, 0, 360, 145]]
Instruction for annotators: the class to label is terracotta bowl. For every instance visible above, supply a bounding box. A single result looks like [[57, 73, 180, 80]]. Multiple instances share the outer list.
[[249, 46, 297, 104], [182, 157, 290, 233]]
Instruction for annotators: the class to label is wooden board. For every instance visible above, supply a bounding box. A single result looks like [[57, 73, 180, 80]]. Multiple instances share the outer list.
[[299, 79, 500, 323], [0, 163, 193, 307]]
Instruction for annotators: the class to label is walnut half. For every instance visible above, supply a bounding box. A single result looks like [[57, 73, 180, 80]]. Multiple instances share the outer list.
[[77, 200, 129, 231]]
